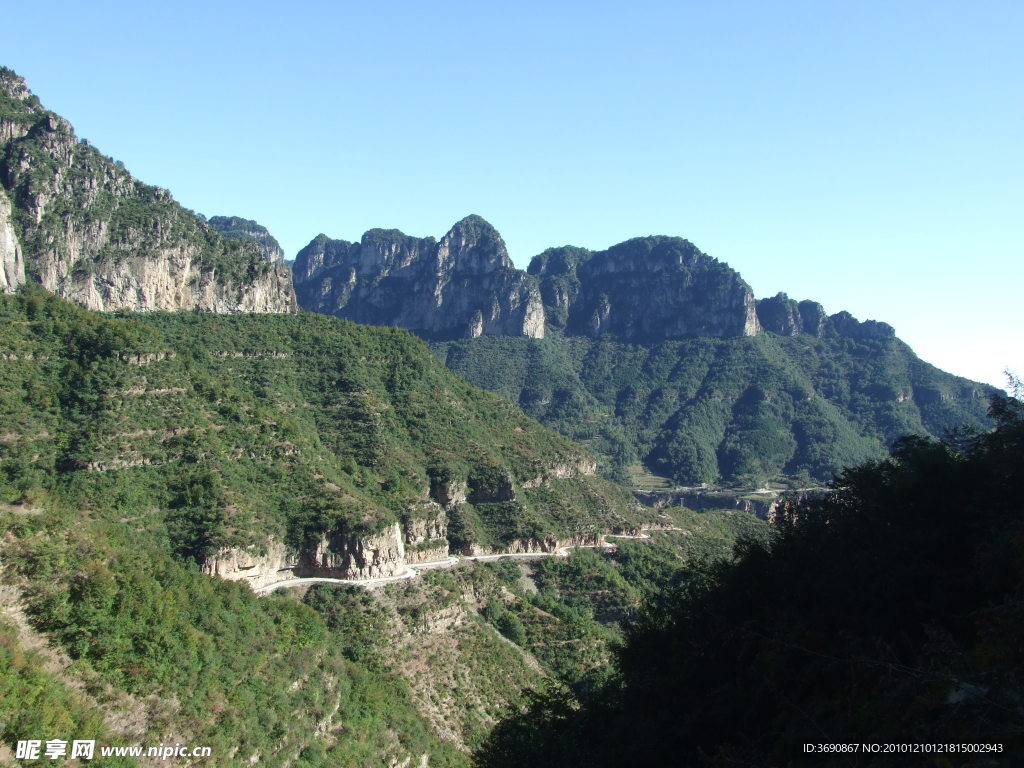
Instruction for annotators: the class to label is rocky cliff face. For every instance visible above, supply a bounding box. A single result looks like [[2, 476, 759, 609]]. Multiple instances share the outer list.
[[461, 533, 606, 557], [403, 502, 450, 564], [529, 237, 761, 340], [0, 186, 24, 292], [293, 215, 544, 339], [202, 522, 409, 588], [757, 292, 894, 340], [633, 488, 783, 520], [295, 212, 901, 345], [295, 222, 762, 342], [0, 68, 296, 312]]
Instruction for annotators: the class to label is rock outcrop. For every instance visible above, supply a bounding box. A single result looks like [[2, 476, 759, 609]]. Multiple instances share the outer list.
[[293, 216, 544, 339], [201, 539, 296, 591], [0, 68, 296, 313], [297, 523, 407, 579], [202, 522, 410, 588], [461, 533, 606, 557], [0, 186, 24, 292], [757, 293, 894, 340], [634, 489, 773, 520], [403, 502, 450, 565], [529, 237, 760, 340], [294, 214, 905, 345], [294, 223, 763, 342]]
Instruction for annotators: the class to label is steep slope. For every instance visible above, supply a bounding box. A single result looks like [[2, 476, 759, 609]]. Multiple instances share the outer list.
[[0, 68, 295, 312], [0, 287, 646, 764], [529, 238, 759, 339], [0, 288, 640, 583], [293, 215, 544, 339]]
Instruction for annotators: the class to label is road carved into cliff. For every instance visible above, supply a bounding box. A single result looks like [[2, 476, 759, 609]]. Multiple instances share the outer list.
[[253, 531, 669, 596]]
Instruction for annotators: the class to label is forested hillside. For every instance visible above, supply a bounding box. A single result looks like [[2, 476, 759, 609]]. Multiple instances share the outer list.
[[0, 288, 639, 556], [0, 287, 651, 765], [435, 331, 994, 486]]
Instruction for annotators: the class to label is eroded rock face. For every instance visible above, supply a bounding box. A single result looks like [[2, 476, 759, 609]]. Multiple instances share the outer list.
[[634, 488, 783, 520], [461, 533, 606, 557], [0, 70, 296, 313], [201, 539, 296, 591], [756, 293, 895, 340], [430, 477, 468, 512], [529, 237, 761, 340], [293, 216, 545, 339], [297, 226, 763, 341], [295, 209, 903, 346], [521, 458, 597, 488], [35, 245, 296, 313], [298, 523, 407, 580], [203, 522, 409, 587], [403, 502, 450, 565], [0, 187, 24, 293]]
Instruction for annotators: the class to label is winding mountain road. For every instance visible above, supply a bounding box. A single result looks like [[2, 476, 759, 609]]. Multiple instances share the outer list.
[[254, 530, 671, 595]]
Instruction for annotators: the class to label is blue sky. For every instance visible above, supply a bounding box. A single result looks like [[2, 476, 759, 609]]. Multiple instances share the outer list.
[[5, 0, 1022, 388]]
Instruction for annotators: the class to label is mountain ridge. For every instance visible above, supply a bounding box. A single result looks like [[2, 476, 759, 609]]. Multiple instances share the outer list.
[[294, 216, 904, 345], [0, 67, 296, 313], [293, 216, 993, 486], [294, 215, 545, 340]]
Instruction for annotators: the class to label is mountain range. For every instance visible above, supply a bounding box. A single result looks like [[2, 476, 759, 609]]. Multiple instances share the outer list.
[[292, 217, 993, 487], [1, 64, 1019, 767], [1, 61, 993, 490]]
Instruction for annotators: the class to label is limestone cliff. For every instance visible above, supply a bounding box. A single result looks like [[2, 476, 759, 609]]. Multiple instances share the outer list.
[[529, 237, 760, 340], [295, 222, 761, 342], [0, 186, 24, 292], [0, 68, 296, 312], [202, 522, 409, 588], [295, 213, 907, 345], [403, 502, 450, 565], [293, 215, 544, 339], [634, 488, 784, 520], [756, 292, 894, 340], [461, 533, 606, 557]]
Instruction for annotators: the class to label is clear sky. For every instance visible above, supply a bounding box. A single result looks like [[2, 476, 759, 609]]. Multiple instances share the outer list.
[[4, 0, 1022, 389]]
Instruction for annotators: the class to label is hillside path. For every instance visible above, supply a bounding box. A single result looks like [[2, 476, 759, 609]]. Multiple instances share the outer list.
[[254, 530, 670, 595]]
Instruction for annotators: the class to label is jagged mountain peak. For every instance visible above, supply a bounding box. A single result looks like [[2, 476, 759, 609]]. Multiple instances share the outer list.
[[294, 216, 913, 347], [438, 214, 512, 273], [756, 292, 894, 339], [293, 217, 543, 340]]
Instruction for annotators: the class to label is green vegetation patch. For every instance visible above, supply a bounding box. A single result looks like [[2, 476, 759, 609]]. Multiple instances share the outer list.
[[435, 331, 993, 488]]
